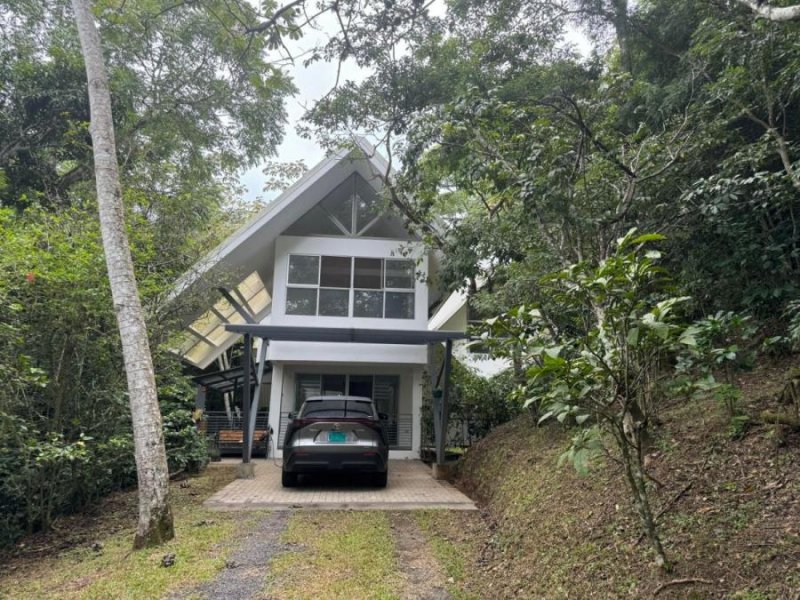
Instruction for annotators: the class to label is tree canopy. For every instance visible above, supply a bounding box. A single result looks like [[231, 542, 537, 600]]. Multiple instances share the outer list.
[[299, 0, 800, 566]]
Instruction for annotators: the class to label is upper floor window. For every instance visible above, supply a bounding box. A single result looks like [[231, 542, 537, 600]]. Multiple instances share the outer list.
[[285, 254, 415, 319]]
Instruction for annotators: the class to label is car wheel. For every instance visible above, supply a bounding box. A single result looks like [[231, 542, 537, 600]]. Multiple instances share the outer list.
[[282, 469, 298, 487], [373, 471, 388, 488]]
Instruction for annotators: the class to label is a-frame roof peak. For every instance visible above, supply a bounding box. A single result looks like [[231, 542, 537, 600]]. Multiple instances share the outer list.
[[169, 140, 391, 303]]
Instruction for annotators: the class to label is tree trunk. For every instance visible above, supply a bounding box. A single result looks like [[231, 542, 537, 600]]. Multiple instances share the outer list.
[[618, 424, 668, 569], [71, 0, 174, 549], [735, 0, 800, 22], [611, 0, 633, 74]]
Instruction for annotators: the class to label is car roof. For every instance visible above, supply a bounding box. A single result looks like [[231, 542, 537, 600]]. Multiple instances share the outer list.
[[304, 395, 374, 403]]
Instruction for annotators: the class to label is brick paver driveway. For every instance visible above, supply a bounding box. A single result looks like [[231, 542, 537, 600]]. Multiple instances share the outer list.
[[204, 460, 476, 511]]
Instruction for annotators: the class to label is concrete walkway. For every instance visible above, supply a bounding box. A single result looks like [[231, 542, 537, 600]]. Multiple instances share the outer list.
[[204, 460, 476, 511]]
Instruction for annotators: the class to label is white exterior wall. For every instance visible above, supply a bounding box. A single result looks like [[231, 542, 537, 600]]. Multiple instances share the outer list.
[[267, 362, 284, 455], [266, 341, 426, 365]]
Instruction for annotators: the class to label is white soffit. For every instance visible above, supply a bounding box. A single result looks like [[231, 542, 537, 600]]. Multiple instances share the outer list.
[[428, 288, 468, 332]]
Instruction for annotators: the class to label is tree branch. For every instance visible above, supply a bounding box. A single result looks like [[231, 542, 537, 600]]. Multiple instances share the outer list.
[[245, 0, 307, 34], [734, 0, 800, 22]]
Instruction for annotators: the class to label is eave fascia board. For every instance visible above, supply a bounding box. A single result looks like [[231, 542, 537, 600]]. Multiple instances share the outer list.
[[428, 288, 468, 331]]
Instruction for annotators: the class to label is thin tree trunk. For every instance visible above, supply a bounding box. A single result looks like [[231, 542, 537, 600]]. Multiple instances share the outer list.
[[612, 0, 633, 74], [71, 0, 174, 549], [618, 425, 668, 569], [735, 0, 800, 22]]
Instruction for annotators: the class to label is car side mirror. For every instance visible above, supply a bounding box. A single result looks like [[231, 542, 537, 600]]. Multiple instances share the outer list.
[[287, 412, 295, 420], [378, 412, 388, 421]]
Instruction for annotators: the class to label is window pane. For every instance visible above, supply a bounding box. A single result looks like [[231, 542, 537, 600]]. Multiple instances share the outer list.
[[385, 291, 414, 319], [299, 398, 374, 418], [354, 258, 382, 289], [385, 259, 415, 289], [348, 375, 373, 399], [322, 374, 346, 395], [295, 374, 322, 410], [320, 256, 352, 288], [320, 176, 354, 233], [354, 290, 383, 318], [355, 176, 381, 233], [288, 255, 319, 285], [300, 399, 346, 418], [286, 287, 317, 315], [284, 205, 347, 237], [374, 375, 399, 419], [344, 400, 375, 418], [319, 289, 349, 316]]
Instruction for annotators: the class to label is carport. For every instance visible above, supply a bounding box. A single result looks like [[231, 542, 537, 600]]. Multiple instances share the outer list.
[[204, 460, 476, 511], [224, 324, 467, 479]]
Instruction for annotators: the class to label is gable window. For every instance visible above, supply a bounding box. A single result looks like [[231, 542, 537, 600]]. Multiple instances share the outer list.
[[282, 173, 411, 240], [286, 254, 416, 319]]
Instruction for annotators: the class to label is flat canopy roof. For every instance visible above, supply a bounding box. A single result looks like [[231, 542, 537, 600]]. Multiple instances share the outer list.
[[192, 365, 267, 394], [224, 324, 467, 345]]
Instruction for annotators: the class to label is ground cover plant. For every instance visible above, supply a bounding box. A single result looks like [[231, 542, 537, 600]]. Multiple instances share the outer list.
[[420, 355, 800, 598], [0, 466, 238, 600]]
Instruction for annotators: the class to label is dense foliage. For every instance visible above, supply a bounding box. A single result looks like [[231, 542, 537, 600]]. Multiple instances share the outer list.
[[303, 0, 800, 567], [4, 0, 800, 565], [0, 0, 293, 545]]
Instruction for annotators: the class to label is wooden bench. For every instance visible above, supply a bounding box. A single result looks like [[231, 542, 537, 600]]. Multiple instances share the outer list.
[[217, 429, 269, 455]]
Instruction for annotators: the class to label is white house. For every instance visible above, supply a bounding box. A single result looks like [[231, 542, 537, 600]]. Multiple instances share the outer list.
[[169, 140, 466, 469]]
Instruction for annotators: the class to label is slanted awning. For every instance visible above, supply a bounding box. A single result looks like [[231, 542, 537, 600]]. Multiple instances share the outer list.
[[172, 271, 272, 369], [192, 365, 271, 394]]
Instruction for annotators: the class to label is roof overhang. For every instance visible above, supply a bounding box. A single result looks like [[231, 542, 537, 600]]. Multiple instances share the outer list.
[[167, 138, 393, 307], [224, 324, 467, 345], [192, 365, 270, 394]]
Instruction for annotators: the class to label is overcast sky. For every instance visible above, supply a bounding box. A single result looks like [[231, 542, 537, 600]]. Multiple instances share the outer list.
[[237, 12, 367, 203], [238, 9, 591, 203]]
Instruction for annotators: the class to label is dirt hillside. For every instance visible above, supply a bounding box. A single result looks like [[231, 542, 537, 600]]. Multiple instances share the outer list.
[[437, 357, 800, 599]]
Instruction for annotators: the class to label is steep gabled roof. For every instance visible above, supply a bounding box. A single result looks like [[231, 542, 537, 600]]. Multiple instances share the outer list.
[[168, 138, 390, 305], [167, 138, 422, 369]]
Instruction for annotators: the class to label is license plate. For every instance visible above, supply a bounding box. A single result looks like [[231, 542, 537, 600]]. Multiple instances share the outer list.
[[328, 431, 347, 443]]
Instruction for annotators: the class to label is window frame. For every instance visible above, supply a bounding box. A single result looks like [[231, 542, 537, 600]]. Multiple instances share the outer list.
[[286, 254, 417, 319]]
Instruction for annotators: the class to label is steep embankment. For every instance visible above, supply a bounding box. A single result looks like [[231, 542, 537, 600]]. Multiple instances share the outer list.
[[423, 358, 800, 599]]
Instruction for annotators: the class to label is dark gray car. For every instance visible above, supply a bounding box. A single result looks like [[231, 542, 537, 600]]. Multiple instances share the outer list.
[[281, 396, 389, 488]]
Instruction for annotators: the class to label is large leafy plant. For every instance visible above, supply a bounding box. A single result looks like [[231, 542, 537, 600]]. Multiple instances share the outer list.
[[482, 230, 700, 568]]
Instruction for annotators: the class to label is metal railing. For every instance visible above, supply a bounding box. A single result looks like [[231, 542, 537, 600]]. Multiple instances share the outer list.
[[204, 410, 270, 455]]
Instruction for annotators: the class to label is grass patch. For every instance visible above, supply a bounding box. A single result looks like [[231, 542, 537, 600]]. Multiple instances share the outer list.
[[414, 511, 480, 600], [0, 467, 239, 600], [266, 511, 401, 600]]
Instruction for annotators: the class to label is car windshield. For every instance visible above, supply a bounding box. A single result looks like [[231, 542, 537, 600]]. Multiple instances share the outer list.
[[299, 399, 374, 419]]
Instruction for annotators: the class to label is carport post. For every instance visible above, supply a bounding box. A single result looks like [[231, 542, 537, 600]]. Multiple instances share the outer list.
[[238, 333, 255, 479], [246, 339, 268, 462], [436, 339, 453, 466]]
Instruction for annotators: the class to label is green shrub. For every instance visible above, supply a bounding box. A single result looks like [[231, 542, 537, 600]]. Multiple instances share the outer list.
[[0, 371, 207, 547]]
